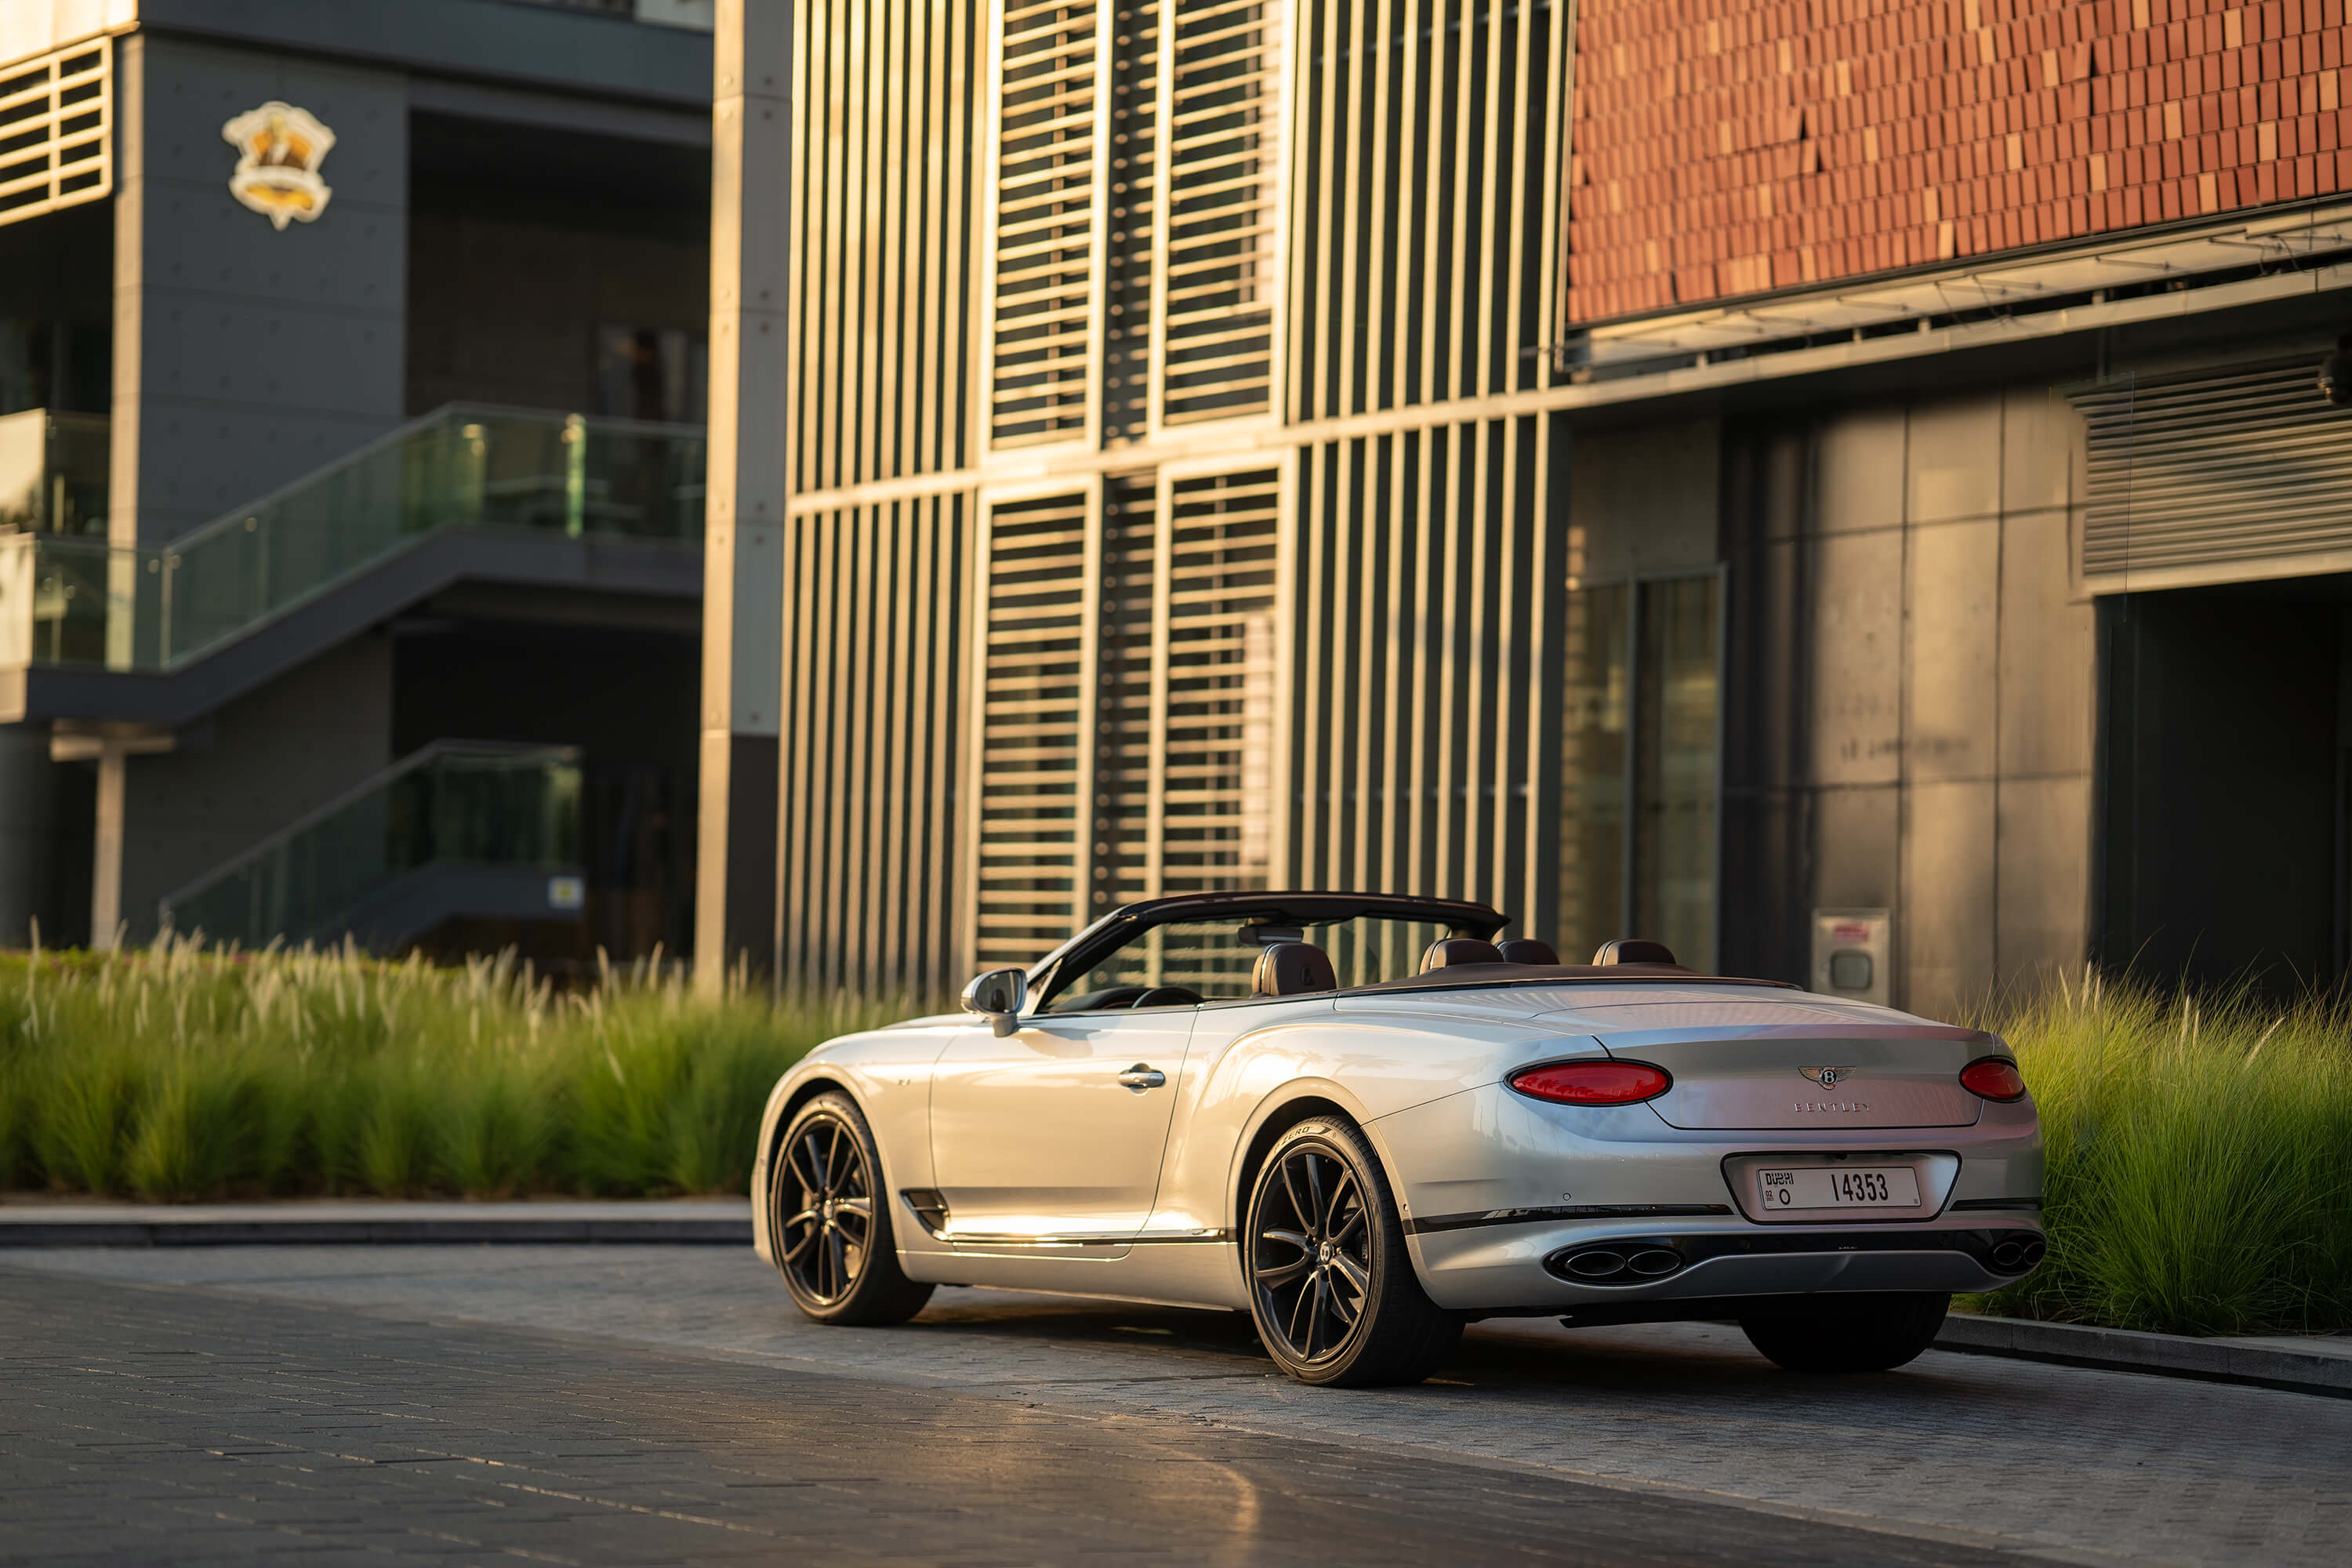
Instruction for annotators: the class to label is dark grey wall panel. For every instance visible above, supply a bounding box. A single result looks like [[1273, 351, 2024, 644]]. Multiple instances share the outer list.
[[113, 34, 406, 539], [136, 0, 711, 106]]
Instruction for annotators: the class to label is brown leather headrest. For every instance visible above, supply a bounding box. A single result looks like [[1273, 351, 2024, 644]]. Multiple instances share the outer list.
[[1496, 938, 1559, 964], [1419, 937, 1504, 972], [1252, 942, 1338, 997], [1592, 938, 1678, 966]]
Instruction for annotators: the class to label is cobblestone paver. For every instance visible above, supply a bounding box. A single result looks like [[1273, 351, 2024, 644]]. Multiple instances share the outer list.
[[13, 1247, 2352, 1564], [0, 1269, 2005, 1566]]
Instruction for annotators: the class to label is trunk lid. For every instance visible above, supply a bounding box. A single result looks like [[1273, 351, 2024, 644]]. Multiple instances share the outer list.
[[1562, 1009, 1993, 1130]]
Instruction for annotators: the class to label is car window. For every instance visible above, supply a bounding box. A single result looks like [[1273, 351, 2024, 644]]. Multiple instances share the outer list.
[[1046, 915, 1463, 1011]]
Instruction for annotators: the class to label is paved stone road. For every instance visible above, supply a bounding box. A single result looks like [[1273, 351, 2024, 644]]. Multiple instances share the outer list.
[[7, 1247, 2350, 1565]]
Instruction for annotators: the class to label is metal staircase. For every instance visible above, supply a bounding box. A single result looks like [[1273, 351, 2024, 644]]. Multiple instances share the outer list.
[[158, 741, 588, 953], [0, 403, 704, 726]]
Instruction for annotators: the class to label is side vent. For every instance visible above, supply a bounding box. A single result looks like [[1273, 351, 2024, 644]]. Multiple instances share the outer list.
[[2073, 359, 2352, 590]]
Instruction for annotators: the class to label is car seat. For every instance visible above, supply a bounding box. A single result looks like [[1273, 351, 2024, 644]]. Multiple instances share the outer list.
[[1419, 936, 1505, 971], [1253, 942, 1338, 996]]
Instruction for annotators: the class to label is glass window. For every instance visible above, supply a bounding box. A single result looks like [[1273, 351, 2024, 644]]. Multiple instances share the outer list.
[[1559, 583, 1629, 966], [1633, 575, 1721, 971], [1558, 572, 1720, 971]]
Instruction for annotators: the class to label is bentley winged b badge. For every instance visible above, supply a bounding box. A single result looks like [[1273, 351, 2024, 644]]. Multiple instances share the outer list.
[[1799, 1065, 1855, 1088]]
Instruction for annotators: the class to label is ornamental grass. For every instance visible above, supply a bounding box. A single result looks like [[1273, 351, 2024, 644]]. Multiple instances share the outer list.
[[0, 937, 911, 1202], [6, 940, 2350, 1340], [1967, 972, 2352, 1338]]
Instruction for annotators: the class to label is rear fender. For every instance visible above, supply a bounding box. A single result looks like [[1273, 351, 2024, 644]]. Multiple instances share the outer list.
[[1147, 1014, 1598, 1237]]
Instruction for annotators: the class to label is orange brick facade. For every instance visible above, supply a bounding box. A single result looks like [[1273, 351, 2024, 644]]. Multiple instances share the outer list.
[[1567, 0, 2352, 323]]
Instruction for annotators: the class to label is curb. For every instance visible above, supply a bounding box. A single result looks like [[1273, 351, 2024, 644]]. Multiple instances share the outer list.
[[1936, 1312, 2352, 1399], [0, 1202, 752, 1248]]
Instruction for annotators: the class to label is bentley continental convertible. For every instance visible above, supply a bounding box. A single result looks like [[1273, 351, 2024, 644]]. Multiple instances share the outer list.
[[750, 894, 2045, 1386]]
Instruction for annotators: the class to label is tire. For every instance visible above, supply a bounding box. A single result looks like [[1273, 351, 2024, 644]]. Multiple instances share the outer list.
[[1738, 1291, 1951, 1373], [769, 1091, 934, 1327], [1243, 1117, 1461, 1387]]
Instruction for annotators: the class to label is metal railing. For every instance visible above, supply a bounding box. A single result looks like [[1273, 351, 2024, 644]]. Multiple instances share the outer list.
[[0, 403, 704, 673], [158, 742, 584, 949]]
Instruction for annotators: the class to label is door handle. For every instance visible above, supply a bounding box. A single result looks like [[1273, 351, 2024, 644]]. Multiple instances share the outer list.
[[1116, 1064, 1167, 1091]]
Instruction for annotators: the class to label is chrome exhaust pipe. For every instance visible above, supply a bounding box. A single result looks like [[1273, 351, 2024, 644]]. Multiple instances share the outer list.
[[1563, 1249, 1628, 1279], [1550, 1243, 1686, 1284], [1987, 1234, 2047, 1272]]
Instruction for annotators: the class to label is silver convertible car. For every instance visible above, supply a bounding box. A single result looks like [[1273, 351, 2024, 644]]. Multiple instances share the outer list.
[[750, 893, 2045, 1386]]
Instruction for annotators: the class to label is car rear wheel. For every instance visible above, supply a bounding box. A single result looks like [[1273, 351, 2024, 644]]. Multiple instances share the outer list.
[[1244, 1118, 1461, 1387], [771, 1092, 934, 1326], [1738, 1291, 1951, 1373]]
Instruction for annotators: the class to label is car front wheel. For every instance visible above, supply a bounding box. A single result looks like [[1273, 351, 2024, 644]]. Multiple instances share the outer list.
[[1244, 1118, 1461, 1386], [770, 1092, 934, 1326], [1738, 1291, 1951, 1373]]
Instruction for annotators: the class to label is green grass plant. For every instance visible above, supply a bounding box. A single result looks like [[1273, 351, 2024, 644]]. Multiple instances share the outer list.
[[12, 935, 2349, 1339], [1967, 972, 2352, 1338], [0, 936, 920, 1202]]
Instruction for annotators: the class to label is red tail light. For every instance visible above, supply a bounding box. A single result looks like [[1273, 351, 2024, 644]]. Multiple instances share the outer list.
[[1959, 1057, 2028, 1102], [1508, 1060, 1671, 1105]]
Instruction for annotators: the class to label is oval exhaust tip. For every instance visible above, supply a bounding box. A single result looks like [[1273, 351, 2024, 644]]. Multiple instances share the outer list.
[[1627, 1248, 1682, 1277], [1991, 1240, 2025, 1269], [1563, 1249, 1627, 1279]]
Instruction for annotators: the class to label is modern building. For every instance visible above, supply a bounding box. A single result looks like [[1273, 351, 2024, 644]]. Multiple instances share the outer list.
[[0, 0, 717, 964], [701, 0, 2352, 1015]]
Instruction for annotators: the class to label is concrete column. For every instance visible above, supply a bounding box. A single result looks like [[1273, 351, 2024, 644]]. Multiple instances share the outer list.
[[89, 740, 125, 947], [694, 0, 789, 993], [66, 726, 174, 949]]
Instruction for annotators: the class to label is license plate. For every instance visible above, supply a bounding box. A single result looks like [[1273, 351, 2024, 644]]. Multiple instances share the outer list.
[[1757, 1166, 1920, 1210]]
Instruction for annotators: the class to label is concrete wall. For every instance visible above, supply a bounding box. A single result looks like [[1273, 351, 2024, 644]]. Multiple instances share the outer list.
[[1724, 385, 2096, 1019], [111, 33, 405, 542], [405, 209, 707, 417], [1567, 416, 1721, 582], [117, 632, 392, 938]]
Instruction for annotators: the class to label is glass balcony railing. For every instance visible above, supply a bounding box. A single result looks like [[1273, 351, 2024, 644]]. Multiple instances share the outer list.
[[0, 403, 703, 673], [158, 742, 583, 949], [0, 407, 108, 535]]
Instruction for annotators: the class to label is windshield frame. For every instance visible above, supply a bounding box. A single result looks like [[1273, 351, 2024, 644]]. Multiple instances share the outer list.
[[1025, 891, 1508, 1011]]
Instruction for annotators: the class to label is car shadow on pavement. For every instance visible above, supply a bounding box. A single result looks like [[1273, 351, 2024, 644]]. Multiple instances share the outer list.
[[894, 1287, 2014, 1409]]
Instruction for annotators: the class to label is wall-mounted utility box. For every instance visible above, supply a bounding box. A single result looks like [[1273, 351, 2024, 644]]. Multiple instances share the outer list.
[[1811, 907, 1891, 1007]]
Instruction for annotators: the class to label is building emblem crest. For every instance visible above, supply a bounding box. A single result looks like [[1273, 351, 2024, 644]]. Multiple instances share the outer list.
[[220, 101, 335, 229]]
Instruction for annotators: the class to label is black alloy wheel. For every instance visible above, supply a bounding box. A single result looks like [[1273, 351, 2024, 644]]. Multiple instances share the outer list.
[[771, 1092, 933, 1326], [1245, 1119, 1461, 1386]]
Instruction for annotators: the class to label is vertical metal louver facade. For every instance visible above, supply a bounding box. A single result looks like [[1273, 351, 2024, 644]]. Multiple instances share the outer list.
[[1162, 2, 1280, 423], [1290, 419, 1562, 927], [777, 1, 1574, 992], [777, 0, 985, 993], [2073, 360, 2352, 593], [973, 491, 1092, 968], [992, 2, 1100, 448], [774, 494, 972, 995]]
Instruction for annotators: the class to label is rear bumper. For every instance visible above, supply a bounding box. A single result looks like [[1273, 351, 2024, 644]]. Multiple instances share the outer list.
[[1406, 1210, 2046, 1310]]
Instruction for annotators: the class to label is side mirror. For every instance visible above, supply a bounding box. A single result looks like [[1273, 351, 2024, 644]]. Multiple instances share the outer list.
[[960, 967, 1028, 1037]]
